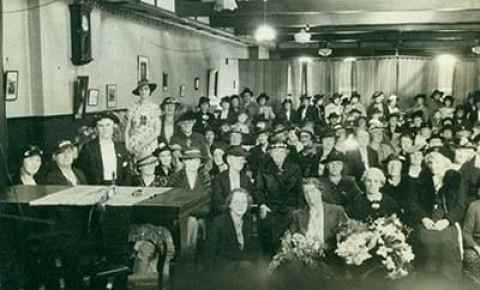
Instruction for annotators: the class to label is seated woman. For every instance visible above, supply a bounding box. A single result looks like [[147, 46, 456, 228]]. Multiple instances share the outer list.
[[290, 178, 348, 252], [348, 167, 400, 221], [206, 188, 262, 277], [409, 151, 464, 287], [381, 155, 409, 221], [44, 140, 87, 185], [15, 145, 43, 185], [131, 155, 164, 187], [152, 143, 175, 187]]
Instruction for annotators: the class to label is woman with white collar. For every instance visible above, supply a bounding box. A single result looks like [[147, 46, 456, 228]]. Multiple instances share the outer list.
[[348, 167, 400, 221], [409, 151, 464, 287]]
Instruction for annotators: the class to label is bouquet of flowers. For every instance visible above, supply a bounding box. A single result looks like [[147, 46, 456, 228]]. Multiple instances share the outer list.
[[336, 215, 414, 280], [268, 232, 326, 274]]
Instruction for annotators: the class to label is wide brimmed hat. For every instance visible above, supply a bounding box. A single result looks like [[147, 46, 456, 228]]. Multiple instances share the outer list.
[[257, 93, 270, 103], [132, 79, 157, 96], [180, 148, 205, 160], [226, 145, 249, 157], [161, 97, 180, 109], [22, 145, 43, 159], [198, 96, 210, 107], [351, 91, 361, 100], [176, 111, 197, 123], [430, 89, 444, 99], [372, 91, 384, 99], [240, 88, 254, 96], [136, 155, 158, 168], [53, 140, 75, 155], [282, 98, 293, 105], [443, 95, 454, 104], [94, 111, 120, 125], [322, 151, 345, 164], [299, 127, 315, 138], [330, 93, 342, 101], [270, 123, 289, 136], [300, 95, 312, 101], [320, 129, 336, 139], [414, 94, 426, 101], [221, 96, 231, 104], [152, 142, 171, 157]]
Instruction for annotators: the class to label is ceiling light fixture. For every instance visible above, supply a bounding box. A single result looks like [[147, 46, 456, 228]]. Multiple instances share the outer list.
[[294, 25, 312, 43], [254, 0, 276, 42], [318, 48, 332, 57]]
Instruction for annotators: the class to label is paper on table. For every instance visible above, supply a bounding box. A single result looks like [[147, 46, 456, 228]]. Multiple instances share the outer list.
[[29, 186, 108, 206], [106, 187, 173, 206]]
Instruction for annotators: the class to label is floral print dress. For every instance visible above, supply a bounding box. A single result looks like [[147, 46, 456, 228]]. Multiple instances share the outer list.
[[126, 100, 161, 160]]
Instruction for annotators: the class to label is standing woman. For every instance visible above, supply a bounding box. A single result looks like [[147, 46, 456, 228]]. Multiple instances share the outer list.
[[409, 151, 464, 287], [15, 145, 43, 185], [125, 79, 162, 161]]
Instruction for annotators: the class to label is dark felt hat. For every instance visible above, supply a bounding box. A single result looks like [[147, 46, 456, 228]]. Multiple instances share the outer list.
[[198, 96, 210, 107], [226, 145, 249, 157], [256, 93, 270, 103], [94, 111, 120, 125], [161, 97, 180, 109], [132, 79, 157, 96], [53, 140, 75, 155], [181, 147, 205, 160], [300, 94, 312, 101], [322, 151, 345, 164], [176, 111, 197, 123], [152, 142, 171, 157], [414, 94, 426, 101], [22, 145, 43, 159]]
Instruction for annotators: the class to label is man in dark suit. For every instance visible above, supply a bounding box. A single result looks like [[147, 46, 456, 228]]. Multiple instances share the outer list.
[[296, 95, 316, 125], [170, 111, 210, 160], [77, 112, 131, 185], [211, 146, 255, 216], [344, 128, 380, 182], [276, 98, 297, 125], [459, 134, 480, 205], [193, 96, 216, 134]]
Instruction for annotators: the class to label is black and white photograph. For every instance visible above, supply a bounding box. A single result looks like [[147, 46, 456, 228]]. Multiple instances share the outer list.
[[3, 1, 480, 290], [4, 71, 18, 101]]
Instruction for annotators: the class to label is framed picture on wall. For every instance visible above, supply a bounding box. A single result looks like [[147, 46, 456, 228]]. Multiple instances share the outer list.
[[4, 71, 19, 101], [162, 72, 168, 91], [87, 89, 99, 106], [207, 69, 218, 97], [137, 55, 149, 81], [194, 77, 200, 90], [179, 84, 186, 98], [106, 84, 117, 108]]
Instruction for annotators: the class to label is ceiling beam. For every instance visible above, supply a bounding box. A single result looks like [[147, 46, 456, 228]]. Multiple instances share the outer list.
[[211, 10, 480, 29]]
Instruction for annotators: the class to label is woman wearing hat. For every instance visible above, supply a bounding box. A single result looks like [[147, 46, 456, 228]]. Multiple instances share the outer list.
[[324, 93, 344, 121], [131, 155, 164, 187], [14, 145, 43, 185], [193, 96, 215, 134], [167, 147, 211, 255], [343, 91, 366, 119], [438, 95, 455, 120], [44, 140, 87, 185], [276, 98, 298, 124], [296, 95, 316, 125], [408, 94, 429, 121], [256, 93, 275, 122], [159, 96, 181, 144], [125, 79, 162, 161]]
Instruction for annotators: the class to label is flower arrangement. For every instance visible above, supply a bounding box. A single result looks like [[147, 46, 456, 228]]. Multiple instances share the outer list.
[[268, 232, 326, 274], [336, 215, 414, 280]]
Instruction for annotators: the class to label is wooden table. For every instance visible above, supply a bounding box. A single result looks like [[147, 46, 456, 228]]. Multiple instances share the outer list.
[[0, 185, 210, 258]]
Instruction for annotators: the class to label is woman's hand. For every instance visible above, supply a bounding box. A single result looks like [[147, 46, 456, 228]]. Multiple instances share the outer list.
[[434, 219, 450, 231], [422, 218, 435, 230]]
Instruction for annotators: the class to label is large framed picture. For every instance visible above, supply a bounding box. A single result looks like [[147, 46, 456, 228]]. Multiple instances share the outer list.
[[4, 71, 19, 101], [138, 55, 149, 81], [87, 89, 99, 106], [106, 84, 117, 108]]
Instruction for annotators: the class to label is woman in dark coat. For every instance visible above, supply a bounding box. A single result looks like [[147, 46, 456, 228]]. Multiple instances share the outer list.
[[14, 145, 43, 185], [44, 140, 87, 186], [205, 188, 263, 290], [349, 167, 400, 221], [409, 151, 464, 288]]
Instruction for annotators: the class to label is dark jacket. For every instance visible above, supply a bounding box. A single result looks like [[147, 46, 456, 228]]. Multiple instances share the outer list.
[[348, 192, 400, 222], [193, 111, 216, 134], [77, 139, 131, 185], [247, 145, 269, 175], [317, 175, 362, 208], [296, 105, 317, 124], [344, 147, 381, 181], [289, 203, 348, 250], [276, 108, 298, 125], [409, 169, 466, 225], [211, 170, 255, 216], [459, 156, 480, 205], [255, 157, 304, 213], [43, 164, 87, 186], [206, 212, 262, 270], [170, 131, 209, 160]]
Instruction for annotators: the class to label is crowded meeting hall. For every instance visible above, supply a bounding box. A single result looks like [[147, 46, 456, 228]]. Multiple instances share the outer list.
[[3, 0, 480, 290]]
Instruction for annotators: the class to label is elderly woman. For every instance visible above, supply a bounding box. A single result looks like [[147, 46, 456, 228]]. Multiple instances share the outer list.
[[409, 151, 464, 287], [131, 155, 163, 187], [348, 167, 400, 221], [44, 140, 87, 185], [125, 79, 162, 160], [15, 145, 43, 185]]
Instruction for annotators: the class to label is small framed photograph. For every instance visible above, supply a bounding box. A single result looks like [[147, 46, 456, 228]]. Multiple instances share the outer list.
[[137, 55, 149, 81], [162, 72, 168, 91], [194, 77, 200, 90], [4, 71, 19, 101], [106, 84, 117, 108], [87, 89, 99, 106], [179, 84, 186, 98]]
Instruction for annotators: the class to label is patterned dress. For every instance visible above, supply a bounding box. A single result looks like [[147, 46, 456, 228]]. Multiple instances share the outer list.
[[126, 100, 161, 160]]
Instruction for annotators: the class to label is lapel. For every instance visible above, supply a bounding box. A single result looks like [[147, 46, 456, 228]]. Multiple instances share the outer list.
[[93, 139, 103, 175], [113, 142, 123, 175], [226, 213, 242, 250], [222, 171, 231, 192]]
